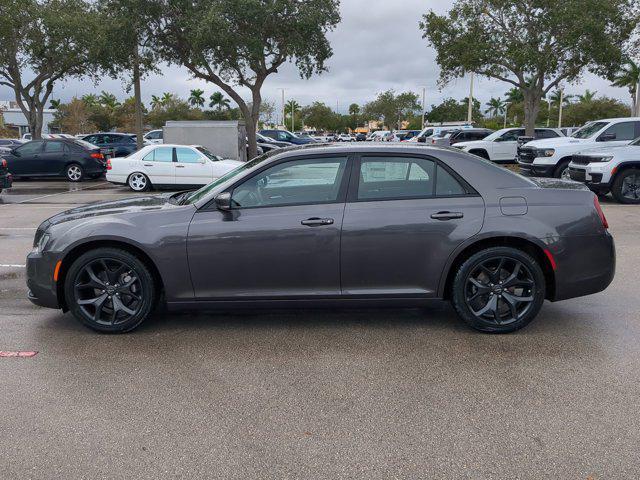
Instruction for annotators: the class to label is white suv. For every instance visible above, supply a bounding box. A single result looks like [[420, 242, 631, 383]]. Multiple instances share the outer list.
[[518, 118, 640, 179], [568, 137, 640, 203], [454, 127, 564, 163]]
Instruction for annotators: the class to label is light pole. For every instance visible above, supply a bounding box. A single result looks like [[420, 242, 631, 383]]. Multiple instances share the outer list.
[[467, 72, 474, 124], [503, 102, 510, 129], [278, 88, 285, 129], [420, 86, 426, 130], [558, 89, 564, 128]]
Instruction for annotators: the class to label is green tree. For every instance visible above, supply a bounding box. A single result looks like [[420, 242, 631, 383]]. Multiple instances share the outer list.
[[563, 97, 630, 126], [301, 101, 337, 131], [348, 103, 360, 116], [82, 94, 99, 108], [285, 99, 302, 131], [504, 88, 524, 105], [146, 0, 341, 158], [188, 89, 206, 108], [150, 95, 163, 110], [363, 90, 421, 130], [0, 0, 97, 138], [426, 97, 482, 124], [577, 89, 598, 103], [94, 0, 158, 148], [421, 0, 638, 136], [485, 97, 505, 117], [53, 97, 96, 134], [611, 59, 640, 114], [99, 91, 120, 109], [147, 95, 204, 128], [209, 92, 231, 110], [49, 99, 61, 110], [548, 90, 575, 106]]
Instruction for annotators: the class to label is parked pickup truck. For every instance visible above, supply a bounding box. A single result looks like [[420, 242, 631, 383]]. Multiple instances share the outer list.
[[518, 117, 640, 179]]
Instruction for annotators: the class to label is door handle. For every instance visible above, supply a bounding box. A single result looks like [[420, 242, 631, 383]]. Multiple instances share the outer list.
[[431, 211, 464, 221], [175, 165, 185, 168], [143, 163, 153, 167], [301, 217, 334, 227]]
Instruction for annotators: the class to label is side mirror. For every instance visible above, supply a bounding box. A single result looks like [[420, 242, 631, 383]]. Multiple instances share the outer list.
[[200, 157, 207, 164], [214, 192, 232, 211], [598, 133, 616, 142], [10, 148, 19, 156], [417, 136, 426, 143]]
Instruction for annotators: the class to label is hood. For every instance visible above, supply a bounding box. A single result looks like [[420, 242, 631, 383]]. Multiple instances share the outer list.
[[524, 137, 587, 148], [43, 194, 179, 227], [218, 159, 243, 167], [574, 145, 631, 157]]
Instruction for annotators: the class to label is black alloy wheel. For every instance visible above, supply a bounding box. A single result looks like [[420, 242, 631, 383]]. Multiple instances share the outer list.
[[451, 247, 546, 333], [65, 248, 156, 333]]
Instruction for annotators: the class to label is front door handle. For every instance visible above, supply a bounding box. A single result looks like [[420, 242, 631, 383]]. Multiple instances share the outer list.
[[301, 217, 334, 227], [431, 211, 464, 221], [176, 165, 185, 168]]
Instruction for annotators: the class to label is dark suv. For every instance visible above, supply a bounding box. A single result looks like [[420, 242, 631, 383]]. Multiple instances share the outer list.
[[449, 128, 494, 145], [1, 139, 106, 182], [259, 129, 315, 145], [81, 133, 139, 157]]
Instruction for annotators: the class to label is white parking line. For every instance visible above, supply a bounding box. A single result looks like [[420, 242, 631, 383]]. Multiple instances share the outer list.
[[0, 181, 110, 206], [0, 227, 37, 230], [0, 264, 25, 268]]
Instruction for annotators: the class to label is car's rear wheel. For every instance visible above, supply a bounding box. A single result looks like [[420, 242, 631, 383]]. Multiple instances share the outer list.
[[66, 163, 84, 182], [65, 248, 156, 333], [611, 168, 640, 204], [451, 247, 546, 333], [128, 172, 150, 192]]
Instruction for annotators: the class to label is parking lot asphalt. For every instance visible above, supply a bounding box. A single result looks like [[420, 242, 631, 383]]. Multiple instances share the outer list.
[[1, 179, 639, 479]]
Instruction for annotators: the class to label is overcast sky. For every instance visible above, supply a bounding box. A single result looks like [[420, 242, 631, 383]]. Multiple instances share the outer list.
[[0, 0, 631, 113]]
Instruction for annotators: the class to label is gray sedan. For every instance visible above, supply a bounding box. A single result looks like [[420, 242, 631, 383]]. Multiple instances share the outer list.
[[26, 144, 615, 333]]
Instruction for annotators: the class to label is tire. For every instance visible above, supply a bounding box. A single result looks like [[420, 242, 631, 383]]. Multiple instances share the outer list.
[[554, 160, 571, 180], [127, 172, 151, 192], [611, 168, 640, 204], [64, 248, 157, 333], [66, 163, 84, 182], [451, 246, 546, 333]]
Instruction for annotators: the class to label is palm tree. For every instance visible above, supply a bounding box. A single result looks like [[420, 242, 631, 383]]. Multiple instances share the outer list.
[[161, 92, 175, 105], [611, 59, 640, 115], [209, 92, 231, 110], [81, 94, 99, 108], [49, 99, 61, 109], [150, 95, 163, 110], [485, 97, 505, 117], [285, 100, 301, 130], [99, 91, 120, 109], [505, 87, 524, 104], [188, 89, 205, 108], [577, 89, 597, 103], [348, 103, 360, 116], [548, 90, 574, 106]]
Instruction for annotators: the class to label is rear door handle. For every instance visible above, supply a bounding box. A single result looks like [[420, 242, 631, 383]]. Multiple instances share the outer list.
[[301, 217, 334, 227], [431, 211, 464, 221], [176, 165, 185, 168], [143, 163, 153, 167]]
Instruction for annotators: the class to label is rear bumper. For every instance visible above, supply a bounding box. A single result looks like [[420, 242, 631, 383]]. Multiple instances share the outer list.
[[551, 233, 616, 301], [26, 251, 61, 309]]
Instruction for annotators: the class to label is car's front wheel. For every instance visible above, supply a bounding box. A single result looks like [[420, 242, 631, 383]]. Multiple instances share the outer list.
[[128, 172, 151, 192], [611, 168, 640, 204], [451, 247, 546, 333], [65, 248, 157, 333]]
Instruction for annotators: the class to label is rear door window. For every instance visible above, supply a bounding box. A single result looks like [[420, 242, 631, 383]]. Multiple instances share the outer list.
[[143, 147, 174, 162], [357, 157, 436, 200], [44, 141, 65, 153]]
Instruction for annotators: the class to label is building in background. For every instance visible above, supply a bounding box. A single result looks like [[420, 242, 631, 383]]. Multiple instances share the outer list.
[[0, 101, 57, 137]]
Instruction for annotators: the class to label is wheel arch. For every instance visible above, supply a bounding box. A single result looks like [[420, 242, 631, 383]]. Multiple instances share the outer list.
[[439, 235, 556, 301], [468, 148, 490, 160], [553, 156, 574, 175], [612, 161, 640, 180], [56, 238, 165, 311]]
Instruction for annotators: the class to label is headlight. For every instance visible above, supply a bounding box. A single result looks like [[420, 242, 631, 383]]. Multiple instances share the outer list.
[[536, 148, 555, 157], [33, 233, 50, 253]]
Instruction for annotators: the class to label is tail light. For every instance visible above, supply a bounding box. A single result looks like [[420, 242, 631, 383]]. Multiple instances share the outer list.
[[106, 159, 112, 170], [1, 158, 6, 168], [594, 195, 608, 229], [90, 152, 104, 160]]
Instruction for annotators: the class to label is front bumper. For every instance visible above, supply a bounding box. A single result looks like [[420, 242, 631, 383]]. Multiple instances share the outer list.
[[518, 160, 556, 177], [26, 251, 61, 309], [568, 165, 611, 194]]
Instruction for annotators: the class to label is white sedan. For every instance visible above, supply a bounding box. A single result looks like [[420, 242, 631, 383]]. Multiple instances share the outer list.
[[106, 144, 243, 192]]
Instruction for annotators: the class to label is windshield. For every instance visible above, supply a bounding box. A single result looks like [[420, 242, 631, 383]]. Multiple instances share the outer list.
[[572, 122, 607, 139], [181, 155, 269, 205], [196, 146, 222, 161]]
